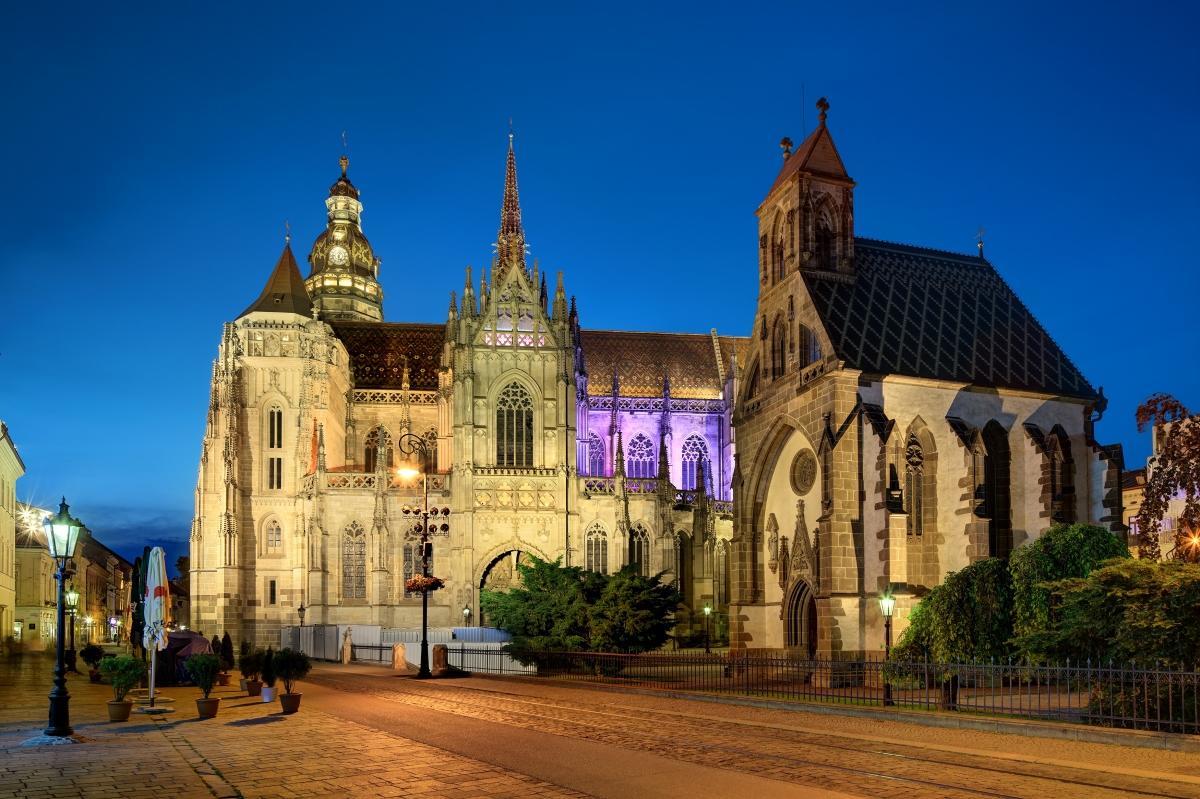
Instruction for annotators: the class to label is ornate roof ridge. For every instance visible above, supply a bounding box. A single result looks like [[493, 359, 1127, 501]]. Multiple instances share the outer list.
[[854, 236, 987, 265], [583, 327, 749, 340]]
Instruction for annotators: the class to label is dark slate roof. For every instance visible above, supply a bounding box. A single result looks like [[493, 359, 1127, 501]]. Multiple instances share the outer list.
[[803, 238, 1098, 399], [330, 321, 443, 390], [239, 244, 313, 318], [580, 330, 748, 399]]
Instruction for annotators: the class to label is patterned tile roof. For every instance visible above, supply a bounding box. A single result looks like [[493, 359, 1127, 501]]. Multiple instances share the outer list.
[[580, 330, 749, 399], [804, 238, 1098, 399], [330, 321, 444, 390]]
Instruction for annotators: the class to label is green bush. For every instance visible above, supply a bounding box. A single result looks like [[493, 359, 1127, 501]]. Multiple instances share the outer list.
[[186, 654, 221, 699], [99, 655, 147, 702], [588, 567, 680, 654], [220, 633, 235, 672], [238, 650, 262, 680], [80, 643, 106, 669], [1010, 523, 1128, 644], [273, 648, 311, 695], [892, 558, 1013, 665], [261, 647, 276, 688]]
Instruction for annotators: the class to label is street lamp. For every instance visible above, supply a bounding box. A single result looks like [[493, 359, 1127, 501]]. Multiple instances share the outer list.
[[702, 605, 712, 654], [42, 498, 83, 737], [397, 432, 450, 679], [878, 589, 896, 707], [297, 601, 307, 627], [64, 582, 79, 673]]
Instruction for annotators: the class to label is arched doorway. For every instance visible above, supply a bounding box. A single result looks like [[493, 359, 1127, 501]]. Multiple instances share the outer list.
[[478, 550, 526, 626], [784, 581, 818, 658]]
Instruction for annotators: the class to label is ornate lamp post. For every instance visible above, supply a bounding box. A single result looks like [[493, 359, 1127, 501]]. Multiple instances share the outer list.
[[297, 601, 306, 627], [64, 583, 79, 673], [462, 606, 471, 626], [42, 498, 83, 737], [878, 589, 896, 707], [397, 433, 450, 679], [702, 604, 712, 654]]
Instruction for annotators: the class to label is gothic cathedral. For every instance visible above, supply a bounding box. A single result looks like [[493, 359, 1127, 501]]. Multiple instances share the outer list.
[[191, 136, 740, 646], [729, 100, 1123, 656]]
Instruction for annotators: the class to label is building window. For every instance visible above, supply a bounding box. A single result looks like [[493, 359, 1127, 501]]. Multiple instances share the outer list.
[[905, 435, 924, 536], [266, 519, 282, 552], [629, 523, 650, 577], [681, 435, 709, 491], [268, 458, 283, 490], [586, 523, 608, 574], [771, 318, 787, 379], [267, 579, 277, 606], [586, 434, 605, 477], [980, 421, 1013, 559], [799, 325, 821, 367], [814, 218, 834, 269], [1047, 430, 1075, 524], [364, 426, 393, 472], [341, 522, 366, 600], [268, 407, 283, 449], [626, 434, 655, 479], [496, 383, 534, 467]]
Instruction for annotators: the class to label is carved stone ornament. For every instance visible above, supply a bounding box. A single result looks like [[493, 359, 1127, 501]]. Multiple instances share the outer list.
[[777, 536, 790, 590], [790, 449, 818, 495]]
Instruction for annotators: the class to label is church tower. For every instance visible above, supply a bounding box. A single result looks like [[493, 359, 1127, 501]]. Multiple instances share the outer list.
[[304, 154, 384, 321]]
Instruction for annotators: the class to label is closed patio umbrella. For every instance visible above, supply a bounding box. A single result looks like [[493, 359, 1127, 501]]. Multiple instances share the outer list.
[[142, 547, 171, 708]]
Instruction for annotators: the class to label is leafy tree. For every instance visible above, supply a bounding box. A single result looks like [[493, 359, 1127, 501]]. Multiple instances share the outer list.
[[480, 556, 604, 662], [1010, 523, 1129, 642], [261, 647, 276, 688], [220, 632, 235, 672], [891, 558, 1013, 662], [1134, 394, 1200, 561], [175, 555, 190, 594], [589, 567, 680, 654], [1015, 558, 1200, 666]]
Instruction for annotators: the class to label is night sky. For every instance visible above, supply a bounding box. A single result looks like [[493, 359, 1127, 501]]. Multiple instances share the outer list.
[[2, 3, 1197, 566]]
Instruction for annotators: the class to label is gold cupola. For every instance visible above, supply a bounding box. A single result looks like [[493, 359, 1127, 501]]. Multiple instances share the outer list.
[[305, 154, 384, 321]]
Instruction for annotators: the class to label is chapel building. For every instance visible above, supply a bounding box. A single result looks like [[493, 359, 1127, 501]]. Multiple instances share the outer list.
[[191, 139, 742, 646], [730, 100, 1124, 656]]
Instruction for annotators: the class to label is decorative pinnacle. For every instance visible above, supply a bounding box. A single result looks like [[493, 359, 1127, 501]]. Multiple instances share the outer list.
[[285, 220, 291, 244], [495, 129, 526, 272], [339, 154, 349, 178], [780, 136, 793, 159], [977, 226, 986, 258], [816, 96, 829, 126]]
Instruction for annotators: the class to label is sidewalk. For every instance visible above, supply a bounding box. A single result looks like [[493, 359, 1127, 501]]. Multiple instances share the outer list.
[[0, 654, 585, 799]]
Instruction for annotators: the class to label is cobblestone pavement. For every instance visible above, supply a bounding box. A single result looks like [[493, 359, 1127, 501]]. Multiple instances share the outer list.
[[0, 654, 586, 799], [304, 663, 1200, 799]]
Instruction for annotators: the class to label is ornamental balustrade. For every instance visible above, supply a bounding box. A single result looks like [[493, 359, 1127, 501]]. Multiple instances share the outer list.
[[301, 471, 450, 492], [474, 466, 560, 478], [588, 396, 728, 414]]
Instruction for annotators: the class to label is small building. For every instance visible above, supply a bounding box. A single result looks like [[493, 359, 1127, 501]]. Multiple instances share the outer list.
[[0, 421, 23, 649]]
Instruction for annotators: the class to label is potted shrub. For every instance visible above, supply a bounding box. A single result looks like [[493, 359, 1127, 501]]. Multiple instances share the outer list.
[[261, 647, 277, 702], [220, 633, 235, 685], [186, 653, 222, 719], [80, 644, 106, 683], [273, 648, 311, 714], [237, 640, 252, 690], [210, 635, 230, 686], [99, 655, 147, 722], [239, 650, 263, 696]]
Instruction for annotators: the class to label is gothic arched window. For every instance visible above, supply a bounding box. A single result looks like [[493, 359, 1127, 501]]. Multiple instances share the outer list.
[[904, 435, 925, 536], [981, 421, 1013, 558], [681, 435, 709, 491], [341, 522, 366, 600], [586, 434, 605, 477], [364, 426, 393, 473], [1047, 429, 1075, 524], [771, 318, 787, 379], [814, 215, 835, 270], [626, 434, 655, 479], [798, 325, 822, 367], [496, 383, 534, 467], [265, 519, 282, 552], [629, 523, 651, 577], [266, 406, 283, 490], [586, 522, 608, 574]]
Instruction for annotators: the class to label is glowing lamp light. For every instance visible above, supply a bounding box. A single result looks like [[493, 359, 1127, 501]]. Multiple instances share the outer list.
[[108, 617, 118, 628], [878, 591, 896, 619], [42, 498, 82, 562], [64, 584, 79, 614], [703, 605, 712, 617]]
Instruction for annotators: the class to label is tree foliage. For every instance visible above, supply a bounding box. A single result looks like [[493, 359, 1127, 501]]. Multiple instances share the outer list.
[[480, 555, 679, 664], [1010, 523, 1129, 641], [1014, 558, 1200, 666], [891, 558, 1013, 662], [1135, 393, 1200, 561]]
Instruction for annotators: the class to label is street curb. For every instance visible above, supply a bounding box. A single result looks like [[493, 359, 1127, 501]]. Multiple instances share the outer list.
[[492, 676, 1200, 753]]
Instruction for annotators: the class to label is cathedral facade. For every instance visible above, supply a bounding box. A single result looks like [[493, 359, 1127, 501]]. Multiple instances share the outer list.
[[729, 101, 1124, 656], [191, 140, 740, 646]]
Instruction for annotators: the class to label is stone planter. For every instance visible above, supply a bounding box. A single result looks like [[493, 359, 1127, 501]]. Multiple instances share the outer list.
[[196, 697, 221, 719], [245, 679, 262, 697], [217, 672, 230, 687], [107, 700, 133, 722], [278, 693, 301, 714], [261, 685, 275, 702]]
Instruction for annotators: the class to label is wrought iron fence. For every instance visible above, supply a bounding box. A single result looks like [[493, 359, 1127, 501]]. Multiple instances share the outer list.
[[451, 648, 1200, 735], [351, 644, 392, 663]]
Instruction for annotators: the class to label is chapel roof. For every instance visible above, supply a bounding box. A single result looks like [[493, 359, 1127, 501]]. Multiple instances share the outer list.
[[239, 243, 313, 318], [330, 321, 444, 391], [580, 330, 749, 400], [803, 238, 1099, 399], [767, 104, 851, 196]]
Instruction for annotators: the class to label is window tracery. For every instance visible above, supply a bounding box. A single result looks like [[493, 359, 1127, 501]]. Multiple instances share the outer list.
[[496, 383, 534, 467], [629, 523, 650, 576], [904, 435, 924, 536], [626, 434, 655, 478], [265, 519, 282, 552], [341, 522, 366, 600], [586, 522, 608, 574], [681, 435, 709, 491], [364, 426, 393, 472], [585, 434, 605, 476]]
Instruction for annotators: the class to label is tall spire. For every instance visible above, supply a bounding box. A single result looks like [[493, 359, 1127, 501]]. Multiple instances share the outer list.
[[495, 130, 527, 275]]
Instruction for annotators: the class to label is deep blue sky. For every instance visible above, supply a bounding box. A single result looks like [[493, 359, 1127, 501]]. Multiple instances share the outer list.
[[1, 3, 1197, 564]]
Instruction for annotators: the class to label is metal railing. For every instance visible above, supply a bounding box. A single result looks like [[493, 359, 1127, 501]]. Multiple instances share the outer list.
[[452, 649, 1200, 735], [351, 644, 392, 663]]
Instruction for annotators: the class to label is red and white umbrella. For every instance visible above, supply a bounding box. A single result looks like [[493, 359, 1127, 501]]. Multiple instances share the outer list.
[[142, 547, 170, 707]]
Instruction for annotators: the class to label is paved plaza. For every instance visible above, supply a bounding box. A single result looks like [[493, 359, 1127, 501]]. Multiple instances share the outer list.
[[2, 655, 1200, 798]]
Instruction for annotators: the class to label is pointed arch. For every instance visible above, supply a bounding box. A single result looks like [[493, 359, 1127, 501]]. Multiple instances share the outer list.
[[770, 209, 786, 283], [770, 314, 788, 379], [1046, 425, 1076, 524], [798, 324, 822, 368], [263, 517, 283, 554], [584, 433, 605, 477], [585, 521, 609, 574], [628, 522, 651, 576], [784, 580, 818, 657], [626, 434, 655, 479], [495, 382, 534, 467], [341, 521, 366, 600], [981, 421, 1013, 558], [681, 434, 710, 491], [363, 425, 393, 472], [811, 195, 839, 270]]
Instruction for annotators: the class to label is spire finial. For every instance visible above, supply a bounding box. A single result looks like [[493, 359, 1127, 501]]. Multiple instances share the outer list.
[[977, 226, 986, 258], [780, 137, 793, 160], [508, 117, 514, 147], [816, 96, 829, 126], [339, 131, 349, 177], [284, 219, 291, 244], [495, 127, 526, 274]]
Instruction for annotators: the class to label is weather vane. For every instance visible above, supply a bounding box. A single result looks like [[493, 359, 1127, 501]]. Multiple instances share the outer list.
[[977, 226, 985, 258]]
